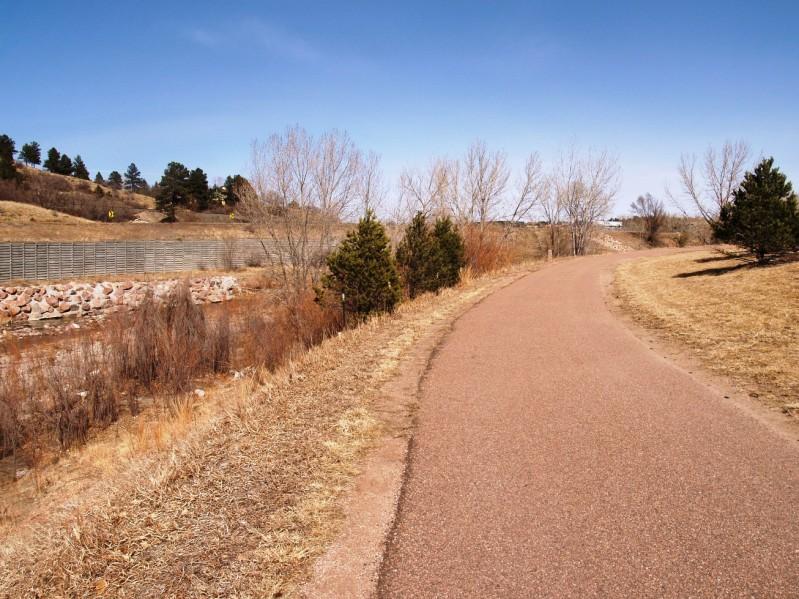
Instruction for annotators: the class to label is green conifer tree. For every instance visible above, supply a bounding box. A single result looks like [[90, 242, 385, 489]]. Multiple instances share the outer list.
[[58, 154, 73, 176], [20, 141, 41, 167], [123, 162, 145, 193], [0, 134, 17, 181], [715, 157, 799, 263], [188, 167, 210, 210], [396, 212, 437, 298], [107, 170, 123, 190], [431, 216, 466, 288], [72, 155, 90, 180], [156, 162, 191, 221], [43, 147, 61, 172], [324, 210, 402, 317]]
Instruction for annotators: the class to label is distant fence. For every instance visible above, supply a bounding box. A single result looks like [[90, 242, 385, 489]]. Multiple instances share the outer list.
[[0, 239, 323, 283]]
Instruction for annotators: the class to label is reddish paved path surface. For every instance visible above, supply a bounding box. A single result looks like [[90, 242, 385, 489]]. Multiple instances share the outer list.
[[378, 252, 799, 598]]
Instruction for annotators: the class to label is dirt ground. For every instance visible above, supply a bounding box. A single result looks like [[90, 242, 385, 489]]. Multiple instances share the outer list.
[[614, 248, 799, 414]]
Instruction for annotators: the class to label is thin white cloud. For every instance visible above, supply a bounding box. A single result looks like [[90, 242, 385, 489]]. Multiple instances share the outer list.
[[181, 18, 374, 75], [182, 18, 319, 64], [184, 27, 219, 48], [241, 19, 321, 64]]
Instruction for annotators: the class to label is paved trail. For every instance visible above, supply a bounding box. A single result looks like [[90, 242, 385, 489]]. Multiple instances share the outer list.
[[379, 252, 799, 598]]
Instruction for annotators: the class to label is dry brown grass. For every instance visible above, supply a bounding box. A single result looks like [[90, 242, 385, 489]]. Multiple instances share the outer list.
[[0, 262, 533, 597], [615, 249, 799, 413], [0, 201, 93, 225]]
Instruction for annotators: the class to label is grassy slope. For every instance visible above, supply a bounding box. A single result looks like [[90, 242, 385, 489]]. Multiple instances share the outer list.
[[615, 249, 799, 413], [0, 201, 92, 225]]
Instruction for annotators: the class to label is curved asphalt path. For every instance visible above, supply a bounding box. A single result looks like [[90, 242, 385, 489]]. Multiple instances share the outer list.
[[378, 252, 799, 598]]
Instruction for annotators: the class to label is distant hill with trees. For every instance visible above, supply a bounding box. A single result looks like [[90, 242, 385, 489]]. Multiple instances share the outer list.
[[0, 132, 250, 224]]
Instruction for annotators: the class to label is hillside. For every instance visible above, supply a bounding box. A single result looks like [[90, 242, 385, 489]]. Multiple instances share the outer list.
[[16, 165, 156, 209], [0, 201, 92, 225]]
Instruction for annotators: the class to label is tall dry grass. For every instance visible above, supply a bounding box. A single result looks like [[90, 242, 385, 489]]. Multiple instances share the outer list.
[[0, 283, 341, 478]]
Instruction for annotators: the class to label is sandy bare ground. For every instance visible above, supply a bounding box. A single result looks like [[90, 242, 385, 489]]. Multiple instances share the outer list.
[[379, 250, 799, 597]]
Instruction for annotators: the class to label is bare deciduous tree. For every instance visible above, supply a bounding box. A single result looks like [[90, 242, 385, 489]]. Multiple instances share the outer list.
[[360, 150, 386, 216], [506, 152, 547, 227], [539, 180, 564, 257], [456, 140, 510, 230], [668, 140, 750, 226], [630, 192, 666, 245], [554, 148, 620, 256], [241, 125, 369, 303], [398, 159, 454, 219]]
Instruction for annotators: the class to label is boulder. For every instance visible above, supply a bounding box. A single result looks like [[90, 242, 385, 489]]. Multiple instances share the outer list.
[[29, 302, 43, 321], [58, 302, 73, 313], [8, 305, 21, 317], [120, 281, 134, 291], [46, 295, 59, 307]]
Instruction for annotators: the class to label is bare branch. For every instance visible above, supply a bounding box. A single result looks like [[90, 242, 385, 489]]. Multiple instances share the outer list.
[[670, 140, 750, 226]]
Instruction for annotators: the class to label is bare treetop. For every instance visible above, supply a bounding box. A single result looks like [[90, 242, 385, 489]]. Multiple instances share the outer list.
[[399, 159, 455, 219], [399, 141, 547, 229], [458, 140, 510, 229], [241, 125, 380, 302], [669, 140, 750, 226]]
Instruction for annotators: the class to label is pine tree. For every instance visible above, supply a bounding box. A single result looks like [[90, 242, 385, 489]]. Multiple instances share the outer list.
[[431, 216, 465, 288], [44, 147, 61, 172], [72, 155, 90, 180], [395, 213, 466, 297], [107, 170, 123, 190], [188, 167, 210, 210], [156, 162, 191, 220], [94, 172, 105, 185], [58, 154, 73, 176], [123, 162, 145, 193], [715, 157, 799, 263], [20, 141, 41, 167], [323, 210, 402, 317], [396, 212, 437, 298], [0, 134, 17, 181]]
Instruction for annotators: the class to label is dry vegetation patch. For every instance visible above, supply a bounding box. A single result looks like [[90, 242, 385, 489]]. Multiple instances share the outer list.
[[615, 249, 799, 414], [0, 265, 532, 597], [0, 201, 92, 225]]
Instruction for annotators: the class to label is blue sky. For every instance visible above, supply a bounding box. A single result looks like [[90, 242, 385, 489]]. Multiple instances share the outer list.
[[3, 1, 798, 215]]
